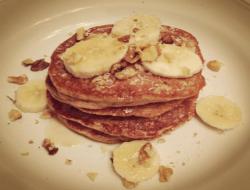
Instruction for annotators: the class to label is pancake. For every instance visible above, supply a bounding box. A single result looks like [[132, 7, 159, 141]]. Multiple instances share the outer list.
[[56, 115, 130, 144], [48, 25, 205, 106], [46, 76, 184, 118], [47, 93, 196, 139]]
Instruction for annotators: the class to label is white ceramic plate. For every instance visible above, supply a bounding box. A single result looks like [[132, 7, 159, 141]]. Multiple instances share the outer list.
[[0, 0, 250, 189]]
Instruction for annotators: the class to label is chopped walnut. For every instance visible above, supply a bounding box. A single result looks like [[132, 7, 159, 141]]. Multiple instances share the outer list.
[[30, 59, 50, 71], [42, 138, 58, 155], [76, 27, 85, 41], [207, 60, 222, 72], [86, 172, 98, 182], [65, 159, 72, 165], [110, 62, 124, 74], [8, 109, 22, 121], [138, 142, 152, 165], [40, 109, 52, 119], [124, 46, 140, 64], [7, 74, 28, 85], [22, 58, 34, 66], [121, 178, 138, 189], [158, 165, 173, 182], [115, 67, 137, 80], [92, 73, 113, 89], [118, 35, 130, 43]]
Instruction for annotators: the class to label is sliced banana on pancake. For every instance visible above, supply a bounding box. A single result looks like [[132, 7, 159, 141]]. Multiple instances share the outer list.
[[112, 14, 161, 47], [60, 34, 128, 78], [112, 140, 160, 183], [196, 96, 242, 130], [142, 44, 203, 78], [15, 80, 47, 113]]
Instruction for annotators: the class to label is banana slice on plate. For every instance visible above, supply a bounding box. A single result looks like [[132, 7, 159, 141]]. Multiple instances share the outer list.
[[142, 44, 203, 78], [196, 96, 242, 130], [15, 80, 47, 113], [112, 14, 161, 47], [60, 34, 128, 78], [112, 140, 160, 183]]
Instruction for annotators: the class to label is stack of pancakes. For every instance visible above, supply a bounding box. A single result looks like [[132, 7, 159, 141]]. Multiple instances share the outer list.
[[46, 24, 205, 143]]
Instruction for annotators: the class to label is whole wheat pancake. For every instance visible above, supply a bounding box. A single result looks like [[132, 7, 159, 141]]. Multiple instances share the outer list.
[[49, 25, 205, 106], [46, 76, 184, 118], [56, 115, 130, 144], [47, 93, 196, 139]]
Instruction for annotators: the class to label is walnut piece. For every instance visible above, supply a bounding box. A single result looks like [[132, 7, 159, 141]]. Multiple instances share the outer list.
[[22, 58, 34, 66], [138, 142, 152, 165], [7, 74, 28, 85], [42, 138, 58, 155], [65, 159, 72, 165], [118, 35, 130, 43], [115, 67, 137, 80], [124, 46, 140, 64], [86, 172, 98, 182], [8, 109, 22, 121], [207, 60, 222, 72], [30, 59, 50, 71], [158, 165, 173, 182], [76, 27, 85, 41], [121, 178, 138, 189]]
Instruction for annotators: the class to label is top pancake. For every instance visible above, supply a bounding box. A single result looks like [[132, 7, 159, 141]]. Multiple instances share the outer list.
[[49, 25, 205, 106]]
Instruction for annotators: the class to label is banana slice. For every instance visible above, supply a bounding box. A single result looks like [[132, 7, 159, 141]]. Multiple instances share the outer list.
[[196, 96, 242, 130], [112, 140, 160, 183], [60, 34, 128, 78], [112, 15, 161, 47], [142, 44, 203, 78], [15, 80, 47, 113]]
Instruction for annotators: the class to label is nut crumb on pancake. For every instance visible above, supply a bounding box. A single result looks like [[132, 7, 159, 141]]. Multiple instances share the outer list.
[[124, 46, 140, 64], [115, 66, 138, 80], [8, 109, 22, 121], [92, 73, 114, 90], [207, 60, 222, 72], [158, 165, 173, 182], [7, 74, 28, 85]]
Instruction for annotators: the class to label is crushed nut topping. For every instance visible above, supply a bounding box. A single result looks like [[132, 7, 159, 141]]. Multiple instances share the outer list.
[[161, 34, 174, 44], [158, 165, 173, 182], [30, 59, 50, 71], [118, 35, 130, 43], [152, 83, 171, 94], [86, 172, 98, 182], [92, 73, 113, 89], [22, 58, 34, 66], [76, 27, 85, 41], [124, 46, 140, 64], [115, 66, 137, 80], [138, 142, 152, 165], [207, 60, 222, 72], [7, 74, 28, 85], [8, 109, 22, 121], [110, 62, 125, 74], [121, 178, 138, 189], [65, 159, 72, 165], [42, 138, 58, 155]]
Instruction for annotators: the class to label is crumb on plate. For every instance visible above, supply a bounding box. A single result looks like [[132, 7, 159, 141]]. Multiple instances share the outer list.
[[7, 74, 28, 85], [158, 165, 173, 182], [8, 109, 22, 121]]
